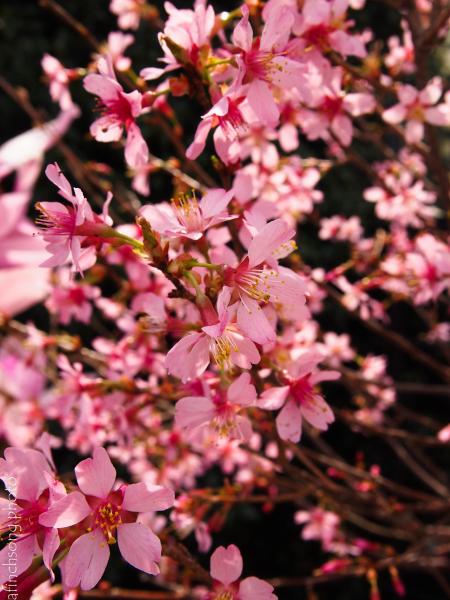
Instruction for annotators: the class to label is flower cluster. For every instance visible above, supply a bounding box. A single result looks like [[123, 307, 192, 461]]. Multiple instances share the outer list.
[[1, 0, 449, 598]]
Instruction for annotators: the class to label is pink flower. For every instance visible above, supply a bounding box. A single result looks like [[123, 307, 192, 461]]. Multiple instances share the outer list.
[[258, 352, 338, 443], [41, 54, 76, 110], [208, 544, 277, 599], [296, 0, 368, 58], [110, 0, 145, 30], [105, 32, 134, 71], [186, 87, 249, 161], [165, 288, 260, 382], [295, 508, 340, 549], [0, 448, 90, 584], [175, 373, 257, 443], [300, 67, 375, 146], [223, 219, 308, 344], [383, 77, 450, 143], [45, 269, 101, 325], [84, 57, 148, 169], [62, 448, 174, 590], [139, 188, 235, 240], [231, 5, 303, 129], [36, 163, 112, 274]]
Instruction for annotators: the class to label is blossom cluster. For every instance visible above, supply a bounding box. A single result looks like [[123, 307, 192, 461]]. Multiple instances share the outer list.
[[1, 0, 449, 598]]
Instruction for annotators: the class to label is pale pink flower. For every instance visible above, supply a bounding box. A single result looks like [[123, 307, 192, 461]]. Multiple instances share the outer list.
[[165, 288, 260, 382], [319, 332, 355, 367], [0, 448, 90, 584], [295, 508, 340, 549], [383, 77, 450, 143], [110, 0, 145, 30], [405, 234, 450, 304], [104, 32, 134, 71], [41, 54, 76, 110], [36, 163, 112, 274], [223, 219, 308, 344], [438, 424, 450, 443], [231, 5, 304, 128], [385, 21, 415, 76], [319, 216, 363, 243], [62, 448, 174, 590], [140, 2, 215, 81], [258, 352, 338, 443], [208, 544, 277, 599], [296, 0, 368, 58], [45, 270, 101, 325], [175, 373, 257, 443], [84, 57, 148, 168], [139, 188, 235, 240], [300, 67, 375, 146]]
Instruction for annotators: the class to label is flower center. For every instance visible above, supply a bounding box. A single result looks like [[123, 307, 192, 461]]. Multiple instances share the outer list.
[[217, 98, 247, 140], [210, 333, 238, 370], [291, 375, 315, 407], [94, 501, 122, 544], [35, 202, 76, 237], [303, 23, 334, 49], [101, 93, 134, 128], [321, 95, 344, 120], [172, 193, 203, 232]]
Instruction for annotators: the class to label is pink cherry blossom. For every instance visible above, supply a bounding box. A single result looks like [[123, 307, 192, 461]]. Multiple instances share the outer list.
[[140, 188, 235, 240], [0, 448, 90, 584], [84, 57, 148, 169], [258, 351, 339, 443], [223, 219, 308, 344], [36, 163, 112, 274], [62, 448, 174, 590], [175, 373, 257, 443], [208, 544, 277, 599], [165, 288, 260, 382], [383, 77, 450, 143]]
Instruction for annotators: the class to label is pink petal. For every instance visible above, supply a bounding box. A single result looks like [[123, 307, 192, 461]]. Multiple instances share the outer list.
[[175, 396, 215, 430], [228, 372, 257, 406], [0, 267, 50, 317], [122, 483, 174, 513], [258, 386, 290, 410], [247, 80, 279, 129], [301, 395, 335, 431], [210, 544, 243, 585], [232, 5, 253, 52], [239, 576, 277, 600], [83, 73, 121, 100], [43, 528, 60, 581], [125, 123, 149, 168], [165, 332, 210, 382], [75, 447, 116, 499], [237, 298, 276, 345], [63, 529, 110, 591], [200, 188, 234, 220], [117, 522, 161, 575], [248, 219, 295, 268], [382, 104, 407, 124], [186, 119, 213, 160], [0, 534, 37, 585], [276, 399, 302, 442], [39, 491, 91, 528]]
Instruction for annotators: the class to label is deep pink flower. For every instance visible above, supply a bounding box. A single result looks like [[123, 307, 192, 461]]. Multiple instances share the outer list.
[[0, 448, 90, 584], [62, 448, 174, 590], [175, 373, 257, 443], [258, 352, 338, 443], [36, 163, 112, 274], [84, 57, 148, 169]]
